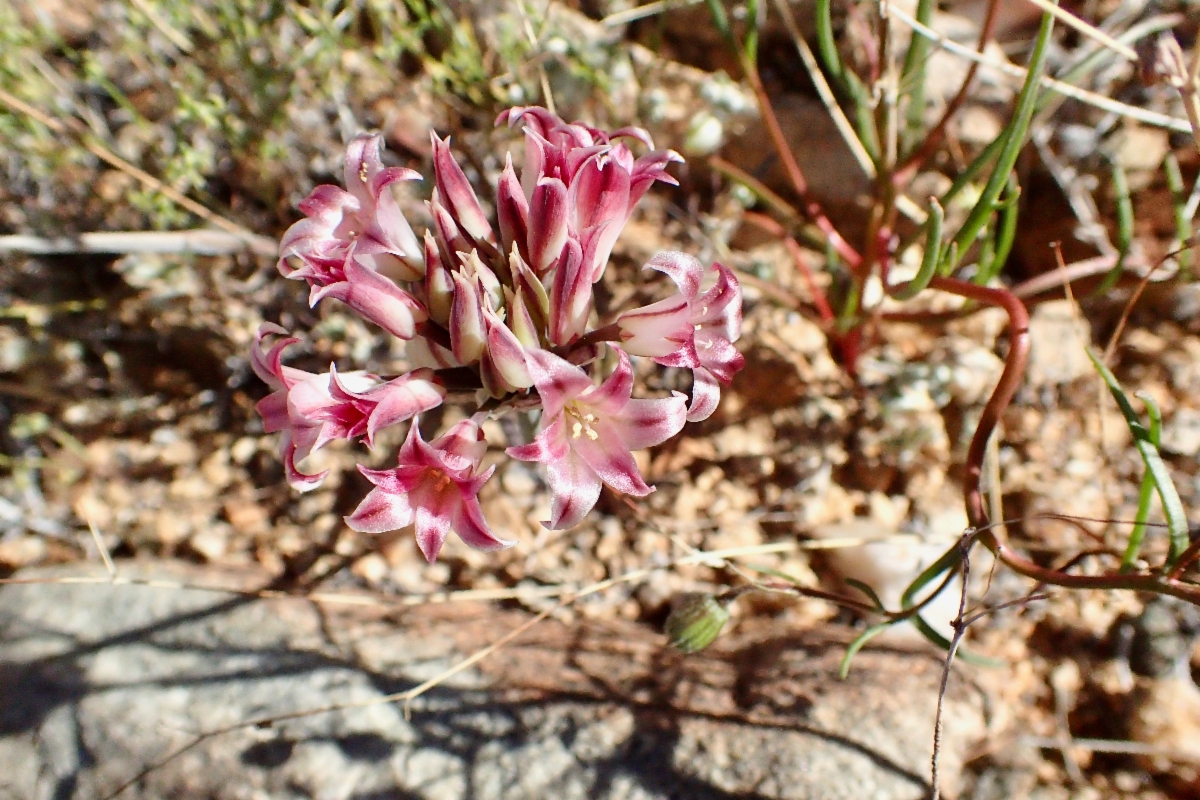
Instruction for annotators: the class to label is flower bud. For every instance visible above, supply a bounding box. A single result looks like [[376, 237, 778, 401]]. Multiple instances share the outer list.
[[450, 272, 485, 364], [431, 133, 495, 244], [664, 593, 731, 654], [497, 155, 530, 265], [423, 231, 454, 327], [461, 250, 504, 311], [528, 176, 568, 275], [481, 304, 532, 395]]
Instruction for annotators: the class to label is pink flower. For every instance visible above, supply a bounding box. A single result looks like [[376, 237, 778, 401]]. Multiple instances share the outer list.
[[496, 107, 682, 282], [617, 252, 744, 422], [252, 324, 445, 491], [345, 418, 513, 562], [507, 347, 686, 530], [278, 134, 428, 339]]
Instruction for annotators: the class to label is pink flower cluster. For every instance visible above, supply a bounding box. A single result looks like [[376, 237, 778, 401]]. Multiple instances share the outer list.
[[255, 107, 744, 561]]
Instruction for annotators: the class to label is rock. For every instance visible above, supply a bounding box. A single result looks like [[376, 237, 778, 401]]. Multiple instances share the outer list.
[[0, 561, 989, 800], [1025, 300, 1093, 389]]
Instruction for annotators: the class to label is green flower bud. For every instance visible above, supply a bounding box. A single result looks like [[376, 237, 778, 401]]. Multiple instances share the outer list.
[[664, 593, 731, 654]]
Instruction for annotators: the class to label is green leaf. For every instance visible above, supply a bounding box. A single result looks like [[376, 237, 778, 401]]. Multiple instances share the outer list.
[[909, 614, 1005, 667], [943, 8, 1055, 273], [975, 176, 1020, 286], [843, 578, 887, 610], [899, 0, 935, 152], [840, 621, 896, 678], [1086, 349, 1189, 564], [891, 198, 943, 300]]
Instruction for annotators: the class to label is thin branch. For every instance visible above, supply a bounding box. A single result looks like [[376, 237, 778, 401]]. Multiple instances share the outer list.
[[926, 277, 1030, 528], [769, 0, 876, 178], [740, 61, 864, 268]]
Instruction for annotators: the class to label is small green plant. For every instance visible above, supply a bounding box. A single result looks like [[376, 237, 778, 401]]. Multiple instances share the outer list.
[[689, 0, 1200, 672]]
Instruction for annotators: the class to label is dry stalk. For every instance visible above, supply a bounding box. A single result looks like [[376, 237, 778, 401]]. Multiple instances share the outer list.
[[1153, 35, 1200, 152]]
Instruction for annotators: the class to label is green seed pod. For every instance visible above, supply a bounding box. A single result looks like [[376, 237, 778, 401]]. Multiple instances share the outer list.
[[664, 593, 731, 654]]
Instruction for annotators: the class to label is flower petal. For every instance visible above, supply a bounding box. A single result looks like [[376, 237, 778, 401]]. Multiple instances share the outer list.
[[580, 347, 634, 414], [573, 417, 653, 497], [644, 251, 703, 301], [528, 176, 568, 275], [611, 392, 688, 450], [548, 237, 590, 346], [431, 134, 494, 244], [345, 483, 415, 533], [449, 272, 486, 364], [312, 260, 427, 339], [283, 438, 328, 492], [524, 348, 594, 419], [507, 412, 571, 463], [544, 448, 603, 530], [452, 489, 515, 552], [497, 154, 530, 264], [412, 485, 455, 562], [695, 334, 745, 384], [365, 369, 446, 445], [617, 293, 692, 358], [686, 367, 721, 422]]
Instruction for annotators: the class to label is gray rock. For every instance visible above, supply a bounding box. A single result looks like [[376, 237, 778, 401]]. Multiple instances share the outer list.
[[0, 562, 988, 800]]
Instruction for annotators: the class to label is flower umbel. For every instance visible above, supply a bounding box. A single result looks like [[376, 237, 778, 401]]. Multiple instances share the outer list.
[[255, 107, 743, 558]]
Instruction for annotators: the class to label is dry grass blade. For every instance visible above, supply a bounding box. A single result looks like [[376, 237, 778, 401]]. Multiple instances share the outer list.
[[769, 0, 876, 178], [888, 5, 1192, 134], [127, 0, 195, 53], [1022, 0, 1138, 61], [0, 88, 273, 253], [0, 230, 278, 256], [601, 0, 705, 26], [85, 518, 117, 579]]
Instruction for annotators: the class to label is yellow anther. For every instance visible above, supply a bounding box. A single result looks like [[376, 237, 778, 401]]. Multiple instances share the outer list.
[[359, 162, 369, 182], [567, 405, 599, 441]]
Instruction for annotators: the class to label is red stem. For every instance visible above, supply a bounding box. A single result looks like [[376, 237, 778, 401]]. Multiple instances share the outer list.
[[742, 61, 863, 270], [926, 276, 1029, 528], [893, 0, 1000, 185]]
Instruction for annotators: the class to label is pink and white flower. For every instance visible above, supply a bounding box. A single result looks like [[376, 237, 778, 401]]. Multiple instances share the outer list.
[[280, 133, 425, 279], [277, 135, 428, 339], [617, 252, 745, 422], [507, 347, 687, 530], [346, 417, 513, 562], [252, 324, 445, 491], [256, 107, 745, 557]]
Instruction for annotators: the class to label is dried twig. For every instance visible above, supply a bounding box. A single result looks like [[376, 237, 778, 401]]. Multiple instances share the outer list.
[[1153, 35, 1200, 152]]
